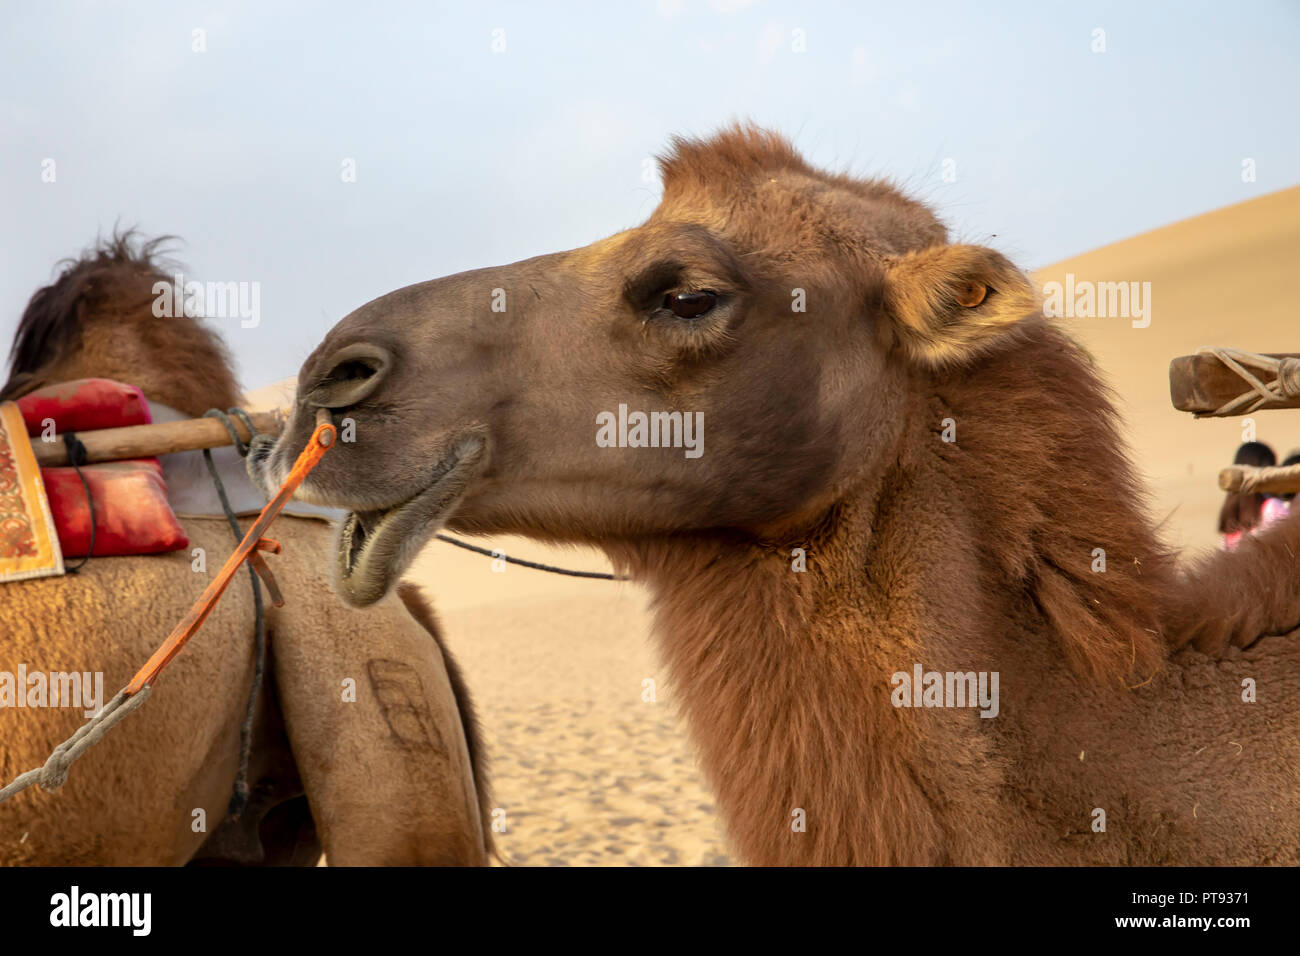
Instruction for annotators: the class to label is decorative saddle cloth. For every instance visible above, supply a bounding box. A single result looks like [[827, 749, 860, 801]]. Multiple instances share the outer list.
[[0, 401, 63, 582]]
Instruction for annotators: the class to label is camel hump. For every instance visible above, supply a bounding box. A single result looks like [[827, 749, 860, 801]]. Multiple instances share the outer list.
[[1166, 509, 1300, 656]]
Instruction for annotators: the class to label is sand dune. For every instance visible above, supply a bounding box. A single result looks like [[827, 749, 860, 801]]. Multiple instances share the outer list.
[[1034, 184, 1300, 554], [244, 185, 1300, 864]]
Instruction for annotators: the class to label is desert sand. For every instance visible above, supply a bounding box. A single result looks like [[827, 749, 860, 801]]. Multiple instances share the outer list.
[[1034, 185, 1300, 556], [246, 184, 1300, 865], [408, 540, 729, 866]]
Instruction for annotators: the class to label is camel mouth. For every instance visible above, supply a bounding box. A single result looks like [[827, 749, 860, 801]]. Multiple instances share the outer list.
[[333, 434, 486, 607]]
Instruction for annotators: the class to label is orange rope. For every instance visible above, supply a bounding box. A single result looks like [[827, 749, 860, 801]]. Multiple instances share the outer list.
[[125, 418, 336, 695]]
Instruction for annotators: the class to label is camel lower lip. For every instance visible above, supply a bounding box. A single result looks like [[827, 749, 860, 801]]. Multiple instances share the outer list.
[[333, 436, 486, 606]]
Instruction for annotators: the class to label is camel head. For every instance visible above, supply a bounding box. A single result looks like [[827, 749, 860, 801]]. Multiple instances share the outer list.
[[257, 125, 1038, 607]]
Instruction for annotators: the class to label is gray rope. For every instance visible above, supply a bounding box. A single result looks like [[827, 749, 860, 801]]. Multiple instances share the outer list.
[[60, 432, 96, 573], [433, 533, 626, 580], [1197, 347, 1300, 417], [0, 686, 151, 805], [203, 408, 266, 820]]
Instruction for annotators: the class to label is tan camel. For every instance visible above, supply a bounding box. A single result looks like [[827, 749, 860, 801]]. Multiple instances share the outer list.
[[253, 124, 1300, 866], [0, 235, 491, 865]]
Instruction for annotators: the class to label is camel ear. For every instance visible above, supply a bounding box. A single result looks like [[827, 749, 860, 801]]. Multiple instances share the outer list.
[[883, 244, 1038, 368]]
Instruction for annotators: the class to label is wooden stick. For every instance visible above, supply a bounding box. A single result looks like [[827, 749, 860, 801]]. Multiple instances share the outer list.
[[31, 409, 285, 467], [1169, 351, 1300, 416], [1219, 463, 1300, 494]]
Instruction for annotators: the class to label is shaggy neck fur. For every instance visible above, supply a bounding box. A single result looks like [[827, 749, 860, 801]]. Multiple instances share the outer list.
[[606, 320, 1177, 865]]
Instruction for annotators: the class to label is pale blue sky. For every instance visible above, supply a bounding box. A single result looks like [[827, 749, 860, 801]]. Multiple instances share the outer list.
[[2, 0, 1297, 390]]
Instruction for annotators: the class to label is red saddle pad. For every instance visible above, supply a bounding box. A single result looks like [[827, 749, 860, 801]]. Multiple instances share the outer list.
[[15, 378, 152, 436], [14, 379, 189, 559], [42, 460, 189, 558]]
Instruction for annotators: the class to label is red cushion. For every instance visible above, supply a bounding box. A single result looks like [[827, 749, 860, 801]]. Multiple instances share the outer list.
[[16, 378, 152, 437], [41, 459, 189, 558]]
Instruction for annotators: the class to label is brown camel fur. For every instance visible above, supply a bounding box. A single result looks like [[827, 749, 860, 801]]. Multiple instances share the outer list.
[[0, 235, 491, 865], [254, 125, 1300, 866]]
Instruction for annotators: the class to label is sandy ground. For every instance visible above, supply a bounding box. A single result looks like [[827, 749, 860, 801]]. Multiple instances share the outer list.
[[409, 541, 730, 866], [247, 184, 1300, 865]]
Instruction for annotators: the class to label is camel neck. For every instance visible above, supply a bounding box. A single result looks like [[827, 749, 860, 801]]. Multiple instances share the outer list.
[[601, 326, 1175, 863], [605, 490, 965, 864]]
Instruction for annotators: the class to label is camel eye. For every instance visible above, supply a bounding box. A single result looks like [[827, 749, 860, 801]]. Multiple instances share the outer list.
[[663, 290, 718, 319]]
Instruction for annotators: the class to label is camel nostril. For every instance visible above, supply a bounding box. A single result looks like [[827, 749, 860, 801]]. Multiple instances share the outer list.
[[333, 360, 376, 382], [308, 342, 392, 409]]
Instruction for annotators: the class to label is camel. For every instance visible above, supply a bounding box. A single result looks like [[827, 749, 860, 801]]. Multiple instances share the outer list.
[[0, 234, 491, 865], [253, 124, 1300, 866]]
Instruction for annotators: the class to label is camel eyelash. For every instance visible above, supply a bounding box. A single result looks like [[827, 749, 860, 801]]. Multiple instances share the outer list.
[[642, 292, 739, 359], [622, 258, 746, 358], [624, 261, 739, 310], [623, 262, 687, 310]]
